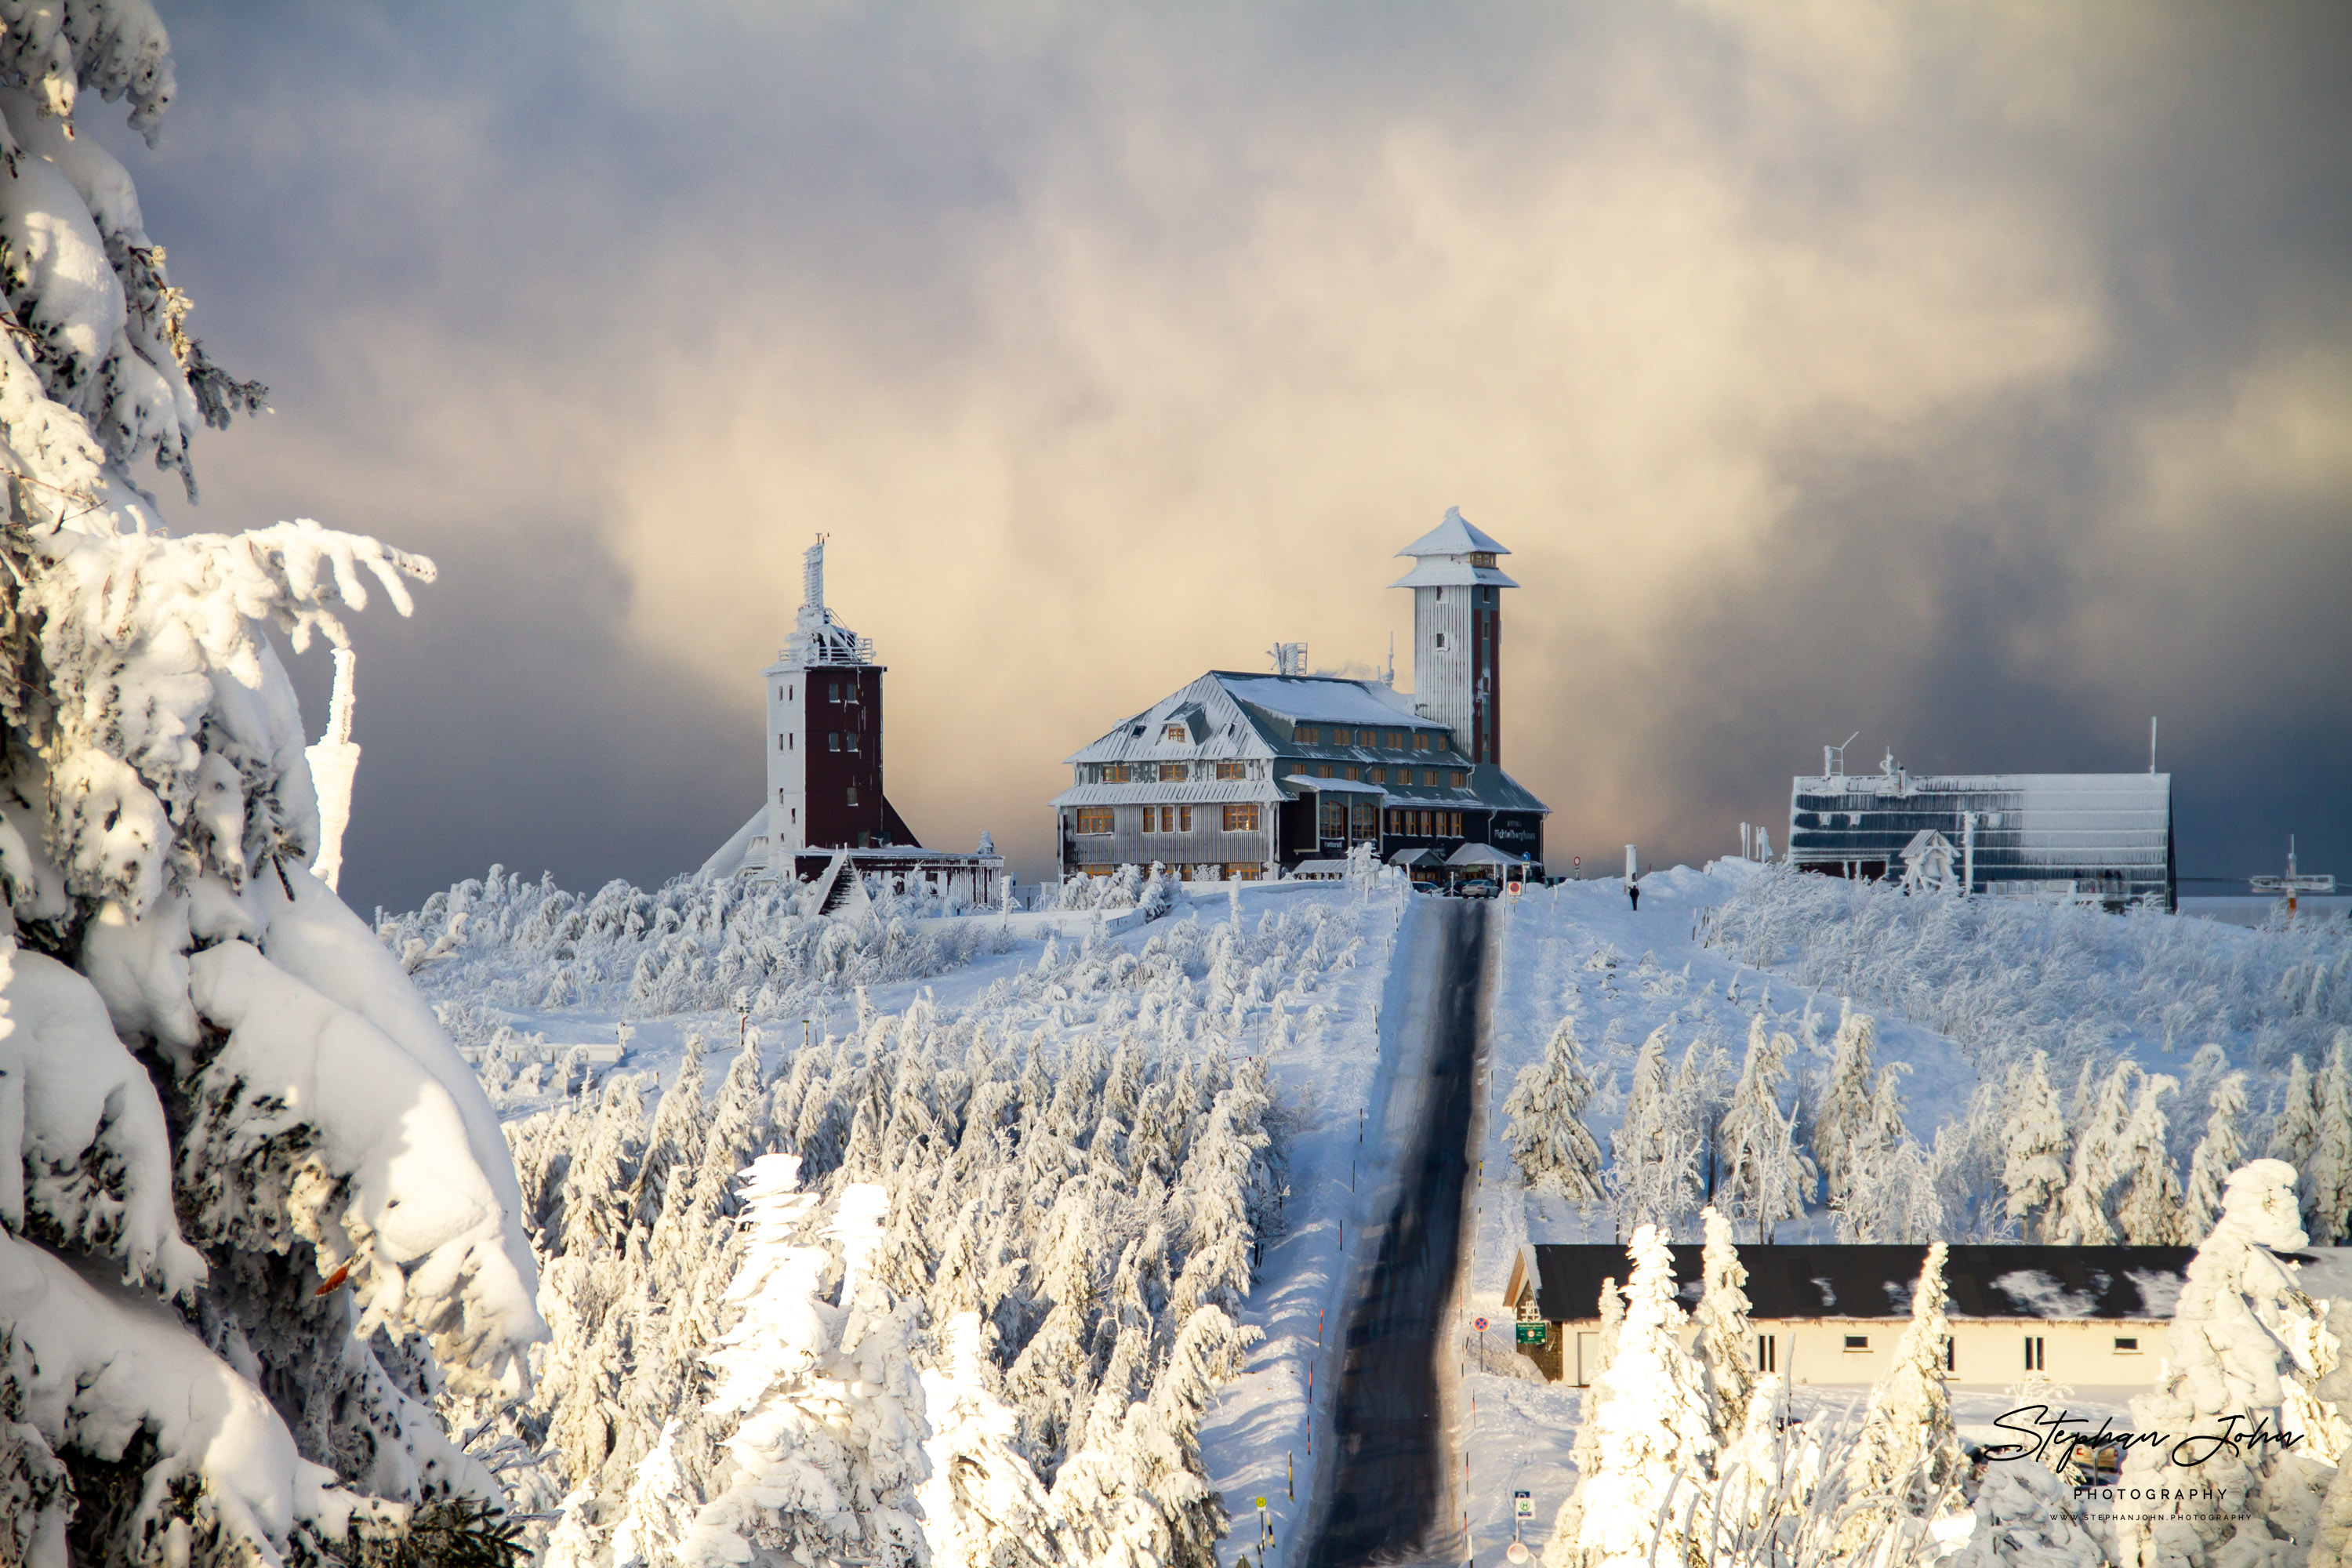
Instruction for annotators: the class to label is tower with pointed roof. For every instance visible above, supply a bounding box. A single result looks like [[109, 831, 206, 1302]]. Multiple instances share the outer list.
[[761, 536, 915, 855], [1392, 506, 1515, 766]]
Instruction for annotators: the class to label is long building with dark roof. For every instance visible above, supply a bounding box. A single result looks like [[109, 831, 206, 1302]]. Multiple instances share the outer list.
[[1052, 512, 1549, 882]]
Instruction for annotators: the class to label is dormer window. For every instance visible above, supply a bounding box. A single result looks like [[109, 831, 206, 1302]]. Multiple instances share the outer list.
[[1297, 725, 1320, 743], [1163, 723, 1187, 742], [1469, 551, 1496, 567]]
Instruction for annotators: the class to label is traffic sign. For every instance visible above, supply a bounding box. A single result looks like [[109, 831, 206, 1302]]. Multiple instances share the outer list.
[[1508, 1542, 1532, 1563], [1515, 1490, 1534, 1519], [1473, 1316, 1490, 1333]]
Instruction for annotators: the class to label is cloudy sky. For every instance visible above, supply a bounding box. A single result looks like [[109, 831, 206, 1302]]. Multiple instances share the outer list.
[[96, 2, 2352, 916]]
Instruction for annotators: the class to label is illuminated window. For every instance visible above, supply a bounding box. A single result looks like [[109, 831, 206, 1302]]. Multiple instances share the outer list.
[[1216, 761, 1247, 780], [1414, 732, 1431, 751], [1448, 812, 1462, 837], [1370, 768, 1385, 784], [1222, 804, 1260, 832], [1101, 764, 1133, 783], [1344, 767, 1359, 782], [1424, 768, 1440, 786], [1163, 723, 1188, 742], [1296, 725, 1319, 743], [1074, 808, 1114, 835], [1227, 862, 1261, 880], [1317, 764, 1334, 778], [1450, 770, 1466, 787], [1142, 807, 1159, 833]]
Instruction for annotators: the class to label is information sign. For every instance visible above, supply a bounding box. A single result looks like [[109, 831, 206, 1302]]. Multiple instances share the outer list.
[[1515, 1321, 1547, 1345]]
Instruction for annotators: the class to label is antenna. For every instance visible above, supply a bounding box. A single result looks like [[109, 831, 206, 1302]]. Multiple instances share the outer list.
[[1386, 633, 1396, 688], [2150, 716, 2158, 774]]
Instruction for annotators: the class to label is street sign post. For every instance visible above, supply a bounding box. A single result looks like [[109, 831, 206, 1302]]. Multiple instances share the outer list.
[[1515, 1321, 1547, 1345]]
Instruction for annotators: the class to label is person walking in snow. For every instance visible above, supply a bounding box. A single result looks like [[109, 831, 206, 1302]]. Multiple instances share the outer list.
[[1627, 873, 1641, 912]]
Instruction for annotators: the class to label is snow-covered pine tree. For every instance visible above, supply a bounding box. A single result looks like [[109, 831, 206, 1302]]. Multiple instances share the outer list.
[[1840, 1243, 1962, 1546], [1811, 1006, 1881, 1213], [1693, 1207, 1755, 1449], [2305, 1033, 2352, 1244], [1718, 1016, 1811, 1243], [2001, 1052, 2069, 1243], [1610, 1029, 1699, 1236], [2053, 1060, 2138, 1246], [2183, 1070, 2248, 1239], [2112, 1073, 2188, 1245], [1565, 1226, 1716, 1568], [1670, 1033, 1733, 1203], [0, 14, 543, 1560], [918, 1312, 1073, 1568], [685, 1160, 929, 1568], [2114, 1160, 2312, 1568], [2270, 1054, 2320, 1170], [1545, 1276, 1624, 1567], [1502, 1014, 1606, 1203]]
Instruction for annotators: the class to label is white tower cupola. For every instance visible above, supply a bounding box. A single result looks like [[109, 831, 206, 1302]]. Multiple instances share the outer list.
[[1391, 506, 1515, 765], [764, 535, 890, 858]]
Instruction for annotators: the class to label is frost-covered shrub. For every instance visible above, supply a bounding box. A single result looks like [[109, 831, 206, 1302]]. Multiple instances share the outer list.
[[0, 13, 540, 1563], [379, 865, 1017, 1018], [1704, 868, 2352, 1079]]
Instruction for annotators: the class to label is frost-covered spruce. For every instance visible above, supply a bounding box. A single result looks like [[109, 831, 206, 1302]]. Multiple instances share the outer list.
[[1810, 1005, 1881, 1212], [2053, 1060, 2139, 1246], [1717, 1015, 1809, 1243], [2307, 1033, 2352, 1244], [1609, 1029, 1699, 1235], [1546, 1273, 1624, 1567], [1502, 1013, 1606, 1203], [1560, 1228, 1715, 1568], [0, 12, 542, 1561], [2183, 1069, 2247, 1238], [2115, 1160, 2312, 1568], [1839, 1242, 1963, 1546], [2001, 1052, 2070, 1243], [1693, 1207, 1755, 1449], [2111, 1073, 2187, 1244], [918, 1312, 1073, 1568]]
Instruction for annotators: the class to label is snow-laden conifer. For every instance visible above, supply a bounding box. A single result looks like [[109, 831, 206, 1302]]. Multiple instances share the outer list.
[[2114, 1160, 2313, 1568], [1811, 1005, 1881, 1212], [2001, 1052, 2069, 1243], [2112, 1073, 2187, 1244], [1503, 1014, 1606, 1203], [2306, 1033, 2352, 1244], [1565, 1226, 1715, 1568], [2183, 1070, 2248, 1238], [1610, 1029, 1700, 1236], [1545, 1276, 1623, 1567], [686, 1161, 930, 1568], [2053, 1060, 2139, 1246], [918, 1312, 1073, 1568], [1840, 1242, 1963, 1544], [1693, 1207, 1755, 1448], [0, 13, 542, 1556], [2270, 1054, 2320, 1170], [1718, 1016, 1811, 1243]]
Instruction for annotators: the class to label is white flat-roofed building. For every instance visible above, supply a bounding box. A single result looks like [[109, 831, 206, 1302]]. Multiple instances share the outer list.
[[1788, 750, 2175, 910]]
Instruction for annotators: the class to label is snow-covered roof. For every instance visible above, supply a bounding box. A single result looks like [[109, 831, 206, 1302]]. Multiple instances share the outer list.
[[1446, 842, 1532, 868], [1512, 1244, 2195, 1322], [1286, 860, 1354, 879], [1396, 506, 1510, 558], [1388, 506, 1519, 590], [1215, 673, 1424, 728], [1049, 779, 1287, 808]]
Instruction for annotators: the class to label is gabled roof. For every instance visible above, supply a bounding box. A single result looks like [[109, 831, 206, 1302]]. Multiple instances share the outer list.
[[1396, 506, 1510, 558], [1512, 1244, 2195, 1322], [1214, 673, 1425, 729]]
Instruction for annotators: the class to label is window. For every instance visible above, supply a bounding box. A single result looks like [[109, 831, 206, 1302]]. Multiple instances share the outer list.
[[1142, 807, 1159, 833], [1343, 766, 1359, 782], [1843, 1335, 1870, 1352], [1226, 862, 1261, 880], [2024, 1337, 2046, 1372], [1101, 764, 1133, 783], [1370, 768, 1385, 785], [1388, 731, 1405, 749], [1470, 551, 1495, 568], [829, 733, 840, 751], [1216, 760, 1247, 780], [1319, 799, 1346, 840], [1163, 723, 1187, 742], [1434, 632, 1449, 650], [1350, 801, 1377, 838], [1414, 732, 1431, 751], [828, 681, 840, 703], [1317, 764, 1334, 778], [844, 682, 858, 704], [1449, 770, 1466, 787], [779, 734, 787, 751], [1178, 806, 1193, 832], [1424, 768, 1440, 786], [1296, 725, 1320, 743], [846, 783, 858, 804], [846, 731, 859, 752], [1075, 808, 1114, 835], [1449, 812, 1462, 837], [1944, 1338, 1956, 1372], [1357, 729, 1376, 746], [1223, 804, 1259, 832], [778, 789, 786, 804], [787, 684, 793, 700], [1162, 761, 1189, 782], [1756, 1334, 1777, 1374], [2114, 1337, 2140, 1353]]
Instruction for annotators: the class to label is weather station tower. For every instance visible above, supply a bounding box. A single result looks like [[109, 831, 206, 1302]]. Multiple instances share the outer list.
[[763, 537, 911, 853], [1391, 506, 1516, 764]]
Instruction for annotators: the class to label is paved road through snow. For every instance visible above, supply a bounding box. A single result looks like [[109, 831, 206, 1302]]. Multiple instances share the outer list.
[[1305, 900, 1487, 1567]]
